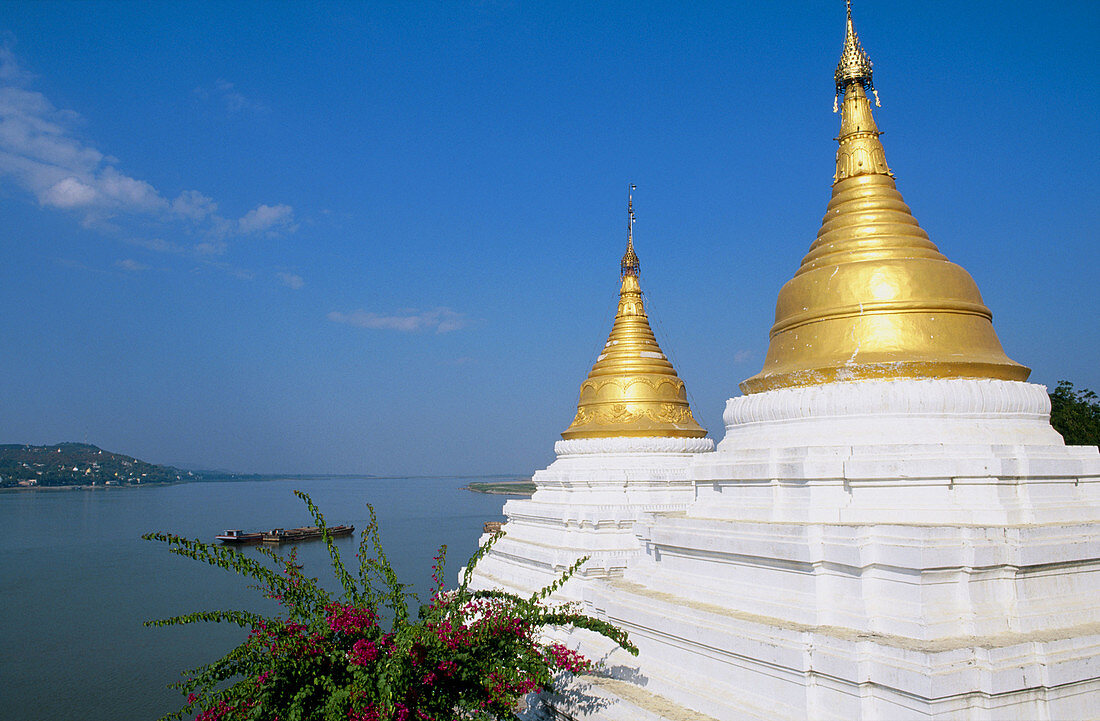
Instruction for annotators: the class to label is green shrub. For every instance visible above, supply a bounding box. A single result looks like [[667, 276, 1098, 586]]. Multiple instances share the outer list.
[[144, 491, 636, 721], [1049, 381, 1100, 446]]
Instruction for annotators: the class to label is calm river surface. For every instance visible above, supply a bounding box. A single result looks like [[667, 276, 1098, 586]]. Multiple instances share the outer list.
[[0, 477, 514, 721]]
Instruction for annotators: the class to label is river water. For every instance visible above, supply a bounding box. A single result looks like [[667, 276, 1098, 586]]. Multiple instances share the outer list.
[[0, 477, 514, 721]]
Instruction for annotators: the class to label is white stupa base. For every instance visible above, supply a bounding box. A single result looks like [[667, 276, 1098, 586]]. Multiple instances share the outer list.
[[542, 379, 1100, 719], [717, 378, 1063, 450], [575, 578, 1100, 721], [468, 436, 713, 602]]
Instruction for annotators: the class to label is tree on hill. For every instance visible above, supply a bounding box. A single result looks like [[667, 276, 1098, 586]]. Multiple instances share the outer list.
[[0, 443, 188, 487], [1049, 381, 1100, 446]]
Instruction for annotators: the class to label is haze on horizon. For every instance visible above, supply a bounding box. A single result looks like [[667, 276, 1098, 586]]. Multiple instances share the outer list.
[[1, 1, 1097, 476]]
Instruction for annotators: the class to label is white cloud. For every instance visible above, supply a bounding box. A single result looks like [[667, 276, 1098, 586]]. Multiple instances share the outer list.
[[195, 79, 268, 114], [116, 258, 149, 271], [41, 176, 96, 208], [0, 43, 296, 262], [734, 349, 754, 363], [0, 79, 168, 215], [328, 307, 468, 334], [95, 166, 166, 212], [0, 44, 33, 83], [277, 272, 304, 289], [171, 189, 217, 220], [127, 237, 185, 254], [194, 239, 228, 255], [217, 79, 267, 113], [239, 203, 295, 235]]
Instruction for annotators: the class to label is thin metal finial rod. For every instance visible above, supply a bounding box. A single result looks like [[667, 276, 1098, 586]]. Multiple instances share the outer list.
[[627, 183, 636, 244], [621, 183, 640, 278]]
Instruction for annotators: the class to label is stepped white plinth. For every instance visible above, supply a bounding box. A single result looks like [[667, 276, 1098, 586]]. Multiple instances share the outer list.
[[569, 379, 1100, 720], [468, 436, 713, 602]]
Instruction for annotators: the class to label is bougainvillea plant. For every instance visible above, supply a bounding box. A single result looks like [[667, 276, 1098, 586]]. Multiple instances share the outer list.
[[143, 491, 637, 721]]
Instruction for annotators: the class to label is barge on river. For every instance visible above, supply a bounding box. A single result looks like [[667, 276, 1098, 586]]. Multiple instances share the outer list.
[[216, 525, 354, 545]]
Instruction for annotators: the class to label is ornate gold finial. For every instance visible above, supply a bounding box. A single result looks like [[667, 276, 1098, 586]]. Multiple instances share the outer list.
[[834, 81, 892, 182], [562, 191, 706, 440], [834, 0, 879, 111], [621, 184, 640, 278], [740, 4, 1029, 395]]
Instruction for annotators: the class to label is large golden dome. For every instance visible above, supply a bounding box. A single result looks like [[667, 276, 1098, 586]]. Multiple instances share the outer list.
[[740, 4, 1029, 394], [562, 190, 707, 440]]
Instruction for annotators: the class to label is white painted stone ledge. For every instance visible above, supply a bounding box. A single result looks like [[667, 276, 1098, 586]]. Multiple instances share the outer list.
[[555, 437, 715, 456], [719, 379, 1067, 449], [725, 379, 1050, 426]]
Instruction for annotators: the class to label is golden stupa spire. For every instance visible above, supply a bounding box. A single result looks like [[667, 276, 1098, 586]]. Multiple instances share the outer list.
[[740, 3, 1029, 394], [562, 186, 706, 439]]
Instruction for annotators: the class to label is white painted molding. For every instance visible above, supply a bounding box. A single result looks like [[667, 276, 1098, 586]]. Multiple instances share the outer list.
[[554, 436, 714, 456], [725, 379, 1050, 426], [719, 379, 1064, 449]]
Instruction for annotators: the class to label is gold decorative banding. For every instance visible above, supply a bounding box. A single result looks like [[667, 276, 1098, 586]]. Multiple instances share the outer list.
[[768, 299, 993, 337]]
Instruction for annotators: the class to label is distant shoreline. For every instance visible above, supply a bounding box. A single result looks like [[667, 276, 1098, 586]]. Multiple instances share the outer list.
[[0, 482, 179, 493], [464, 480, 535, 496], [3, 475, 537, 494]]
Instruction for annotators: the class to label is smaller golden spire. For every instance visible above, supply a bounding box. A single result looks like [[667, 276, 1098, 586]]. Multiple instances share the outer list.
[[562, 187, 706, 440], [834, 0, 879, 111]]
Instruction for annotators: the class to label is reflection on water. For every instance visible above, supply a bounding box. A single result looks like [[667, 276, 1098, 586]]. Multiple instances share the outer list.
[[0, 477, 507, 721]]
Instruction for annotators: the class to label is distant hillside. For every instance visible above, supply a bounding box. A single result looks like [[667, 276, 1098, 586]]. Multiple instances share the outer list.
[[0, 443, 197, 488]]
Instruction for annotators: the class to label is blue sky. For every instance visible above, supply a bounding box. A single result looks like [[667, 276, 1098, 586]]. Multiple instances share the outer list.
[[1, 1, 1097, 475]]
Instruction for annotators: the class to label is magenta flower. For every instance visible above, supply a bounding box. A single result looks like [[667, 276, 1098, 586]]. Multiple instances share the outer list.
[[349, 638, 379, 666], [326, 604, 379, 634], [346, 705, 381, 721]]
